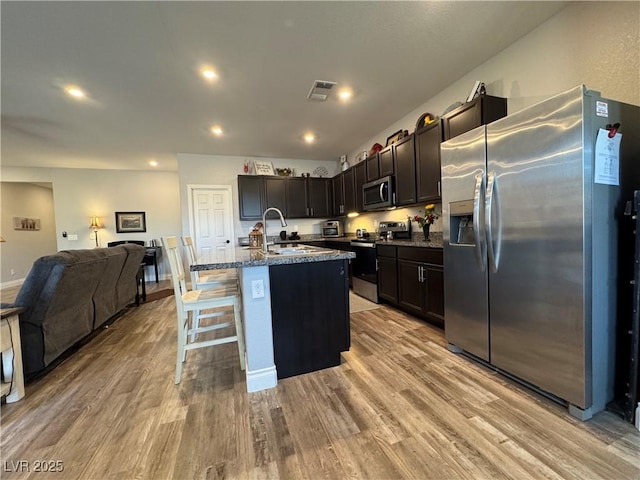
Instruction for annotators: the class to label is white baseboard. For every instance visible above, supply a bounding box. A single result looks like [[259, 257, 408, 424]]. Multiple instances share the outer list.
[[1, 278, 25, 290], [245, 364, 278, 393]]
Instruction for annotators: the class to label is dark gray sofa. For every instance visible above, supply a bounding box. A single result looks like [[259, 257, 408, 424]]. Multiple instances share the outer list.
[[2, 244, 145, 376]]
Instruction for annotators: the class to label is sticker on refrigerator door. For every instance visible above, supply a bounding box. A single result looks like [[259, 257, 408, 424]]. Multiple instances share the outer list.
[[596, 101, 609, 117], [594, 128, 621, 186]]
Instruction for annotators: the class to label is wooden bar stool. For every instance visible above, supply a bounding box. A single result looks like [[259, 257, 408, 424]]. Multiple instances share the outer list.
[[162, 236, 245, 384], [181, 235, 237, 290]]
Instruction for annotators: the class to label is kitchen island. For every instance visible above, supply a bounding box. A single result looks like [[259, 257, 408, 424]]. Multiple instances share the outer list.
[[191, 245, 355, 392]]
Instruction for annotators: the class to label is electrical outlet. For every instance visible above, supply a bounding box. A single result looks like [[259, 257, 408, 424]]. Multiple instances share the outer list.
[[10, 269, 15, 275], [251, 279, 265, 299]]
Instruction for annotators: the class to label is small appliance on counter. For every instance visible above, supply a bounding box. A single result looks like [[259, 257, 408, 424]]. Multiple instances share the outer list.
[[378, 221, 411, 240], [321, 220, 344, 238], [356, 228, 369, 239]]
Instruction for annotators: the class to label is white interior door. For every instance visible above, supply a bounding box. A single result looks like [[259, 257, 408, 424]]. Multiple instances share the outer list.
[[189, 186, 234, 262]]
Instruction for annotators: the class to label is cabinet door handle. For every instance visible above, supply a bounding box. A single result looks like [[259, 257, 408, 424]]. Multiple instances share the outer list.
[[437, 180, 441, 196], [417, 266, 422, 282], [376, 259, 379, 271], [311, 208, 314, 216]]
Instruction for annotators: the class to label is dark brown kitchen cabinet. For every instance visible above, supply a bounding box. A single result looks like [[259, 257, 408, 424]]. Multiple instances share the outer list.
[[441, 94, 507, 141], [366, 153, 379, 182], [343, 167, 356, 214], [394, 134, 416, 206], [378, 145, 394, 177], [354, 162, 367, 212], [269, 259, 350, 378], [286, 178, 308, 218], [376, 244, 398, 303], [265, 177, 288, 218], [238, 175, 264, 220], [332, 173, 345, 216], [396, 247, 444, 328], [307, 178, 332, 218], [415, 121, 442, 203]]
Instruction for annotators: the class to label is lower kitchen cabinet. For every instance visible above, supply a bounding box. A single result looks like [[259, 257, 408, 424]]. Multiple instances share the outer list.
[[378, 245, 444, 328], [376, 245, 398, 303], [269, 259, 350, 378]]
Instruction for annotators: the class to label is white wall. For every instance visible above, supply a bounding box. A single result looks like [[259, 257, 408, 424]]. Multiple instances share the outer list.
[[346, 1, 639, 233], [1, 182, 58, 285], [0, 167, 181, 282], [177, 154, 339, 241], [49, 168, 181, 251]]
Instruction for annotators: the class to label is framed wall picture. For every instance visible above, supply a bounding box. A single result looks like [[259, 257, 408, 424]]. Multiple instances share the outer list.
[[253, 161, 275, 175], [13, 217, 41, 230], [115, 211, 146, 233], [385, 130, 405, 146]]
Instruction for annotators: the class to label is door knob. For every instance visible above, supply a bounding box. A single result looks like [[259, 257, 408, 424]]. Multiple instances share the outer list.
[[226, 240, 230, 244]]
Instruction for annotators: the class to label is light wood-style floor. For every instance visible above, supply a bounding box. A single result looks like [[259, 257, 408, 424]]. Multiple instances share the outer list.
[[1, 282, 639, 479]]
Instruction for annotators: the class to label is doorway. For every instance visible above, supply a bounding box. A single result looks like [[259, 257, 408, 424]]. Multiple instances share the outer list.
[[187, 185, 235, 263]]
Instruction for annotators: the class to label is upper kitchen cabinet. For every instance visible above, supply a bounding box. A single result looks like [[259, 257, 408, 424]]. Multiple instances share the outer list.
[[286, 177, 331, 218], [378, 145, 394, 177], [394, 133, 416, 206], [366, 153, 379, 182], [265, 176, 288, 218], [332, 173, 345, 216], [238, 175, 264, 220], [415, 121, 442, 203], [306, 178, 332, 218], [286, 177, 308, 218], [441, 94, 507, 141], [343, 167, 356, 214], [354, 161, 367, 212]]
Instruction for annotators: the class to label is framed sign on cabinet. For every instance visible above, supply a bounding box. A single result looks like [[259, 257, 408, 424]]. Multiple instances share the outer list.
[[253, 161, 275, 175]]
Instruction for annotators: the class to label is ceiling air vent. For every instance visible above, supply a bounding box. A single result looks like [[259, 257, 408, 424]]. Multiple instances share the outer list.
[[307, 80, 337, 101]]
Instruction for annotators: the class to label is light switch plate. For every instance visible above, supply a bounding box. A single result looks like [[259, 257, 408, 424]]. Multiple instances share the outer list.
[[68, 234, 78, 240]]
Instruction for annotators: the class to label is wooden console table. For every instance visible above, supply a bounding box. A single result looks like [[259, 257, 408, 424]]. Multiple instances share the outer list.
[[1, 307, 25, 403]]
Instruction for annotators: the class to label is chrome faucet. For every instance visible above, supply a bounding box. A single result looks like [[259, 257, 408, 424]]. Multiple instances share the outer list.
[[262, 207, 287, 253]]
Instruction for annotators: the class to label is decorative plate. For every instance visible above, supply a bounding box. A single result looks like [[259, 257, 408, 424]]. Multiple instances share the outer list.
[[313, 166, 328, 178]]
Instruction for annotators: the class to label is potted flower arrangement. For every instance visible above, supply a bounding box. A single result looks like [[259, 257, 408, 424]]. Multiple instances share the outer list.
[[408, 204, 440, 241]]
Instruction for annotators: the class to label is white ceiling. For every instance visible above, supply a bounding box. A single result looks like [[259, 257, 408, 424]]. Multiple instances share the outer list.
[[1, 1, 566, 171]]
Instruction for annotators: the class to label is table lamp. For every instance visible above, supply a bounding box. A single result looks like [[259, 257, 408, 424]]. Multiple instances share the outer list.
[[90, 216, 102, 247]]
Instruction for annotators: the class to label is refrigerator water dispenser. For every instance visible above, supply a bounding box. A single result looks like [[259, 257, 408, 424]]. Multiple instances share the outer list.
[[449, 200, 476, 245]]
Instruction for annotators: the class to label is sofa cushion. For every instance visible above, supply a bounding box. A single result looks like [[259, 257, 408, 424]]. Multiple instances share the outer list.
[[92, 246, 128, 328], [115, 244, 145, 311]]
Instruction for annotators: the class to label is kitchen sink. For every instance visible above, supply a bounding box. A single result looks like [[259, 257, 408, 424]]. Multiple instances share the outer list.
[[270, 247, 326, 255]]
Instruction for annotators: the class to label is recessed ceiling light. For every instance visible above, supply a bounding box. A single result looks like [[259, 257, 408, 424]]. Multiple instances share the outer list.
[[304, 133, 315, 143], [201, 67, 218, 81], [148, 160, 158, 167], [65, 86, 86, 99], [338, 89, 352, 101], [210, 125, 223, 136]]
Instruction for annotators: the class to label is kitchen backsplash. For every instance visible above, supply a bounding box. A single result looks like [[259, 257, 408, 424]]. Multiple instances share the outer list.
[[345, 203, 443, 235]]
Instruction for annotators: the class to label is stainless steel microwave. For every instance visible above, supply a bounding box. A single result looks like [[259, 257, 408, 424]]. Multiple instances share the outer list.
[[363, 176, 395, 211]]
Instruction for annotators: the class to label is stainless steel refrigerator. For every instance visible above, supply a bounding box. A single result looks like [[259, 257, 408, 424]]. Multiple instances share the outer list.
[[442, 85, 640, 420]]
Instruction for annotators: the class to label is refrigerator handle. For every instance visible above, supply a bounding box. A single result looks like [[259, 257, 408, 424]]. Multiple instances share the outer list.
[[485, 171, 502, 273], [473, 173, 486, 271]]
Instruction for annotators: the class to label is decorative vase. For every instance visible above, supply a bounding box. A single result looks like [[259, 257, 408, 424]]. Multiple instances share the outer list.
[[423, 223, 431, 241]]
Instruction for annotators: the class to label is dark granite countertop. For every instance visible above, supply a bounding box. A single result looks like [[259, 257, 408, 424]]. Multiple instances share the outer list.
[[191, 245, 355, 270], [241, 233, 443, 249]]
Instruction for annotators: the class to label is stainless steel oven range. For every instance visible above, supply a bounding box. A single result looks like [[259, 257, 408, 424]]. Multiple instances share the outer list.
[[350, 238, 378, 303]]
